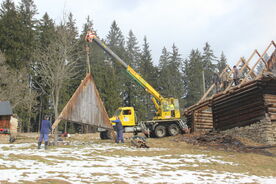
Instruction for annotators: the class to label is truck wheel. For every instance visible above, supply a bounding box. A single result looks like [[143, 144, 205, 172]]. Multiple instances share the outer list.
[[154, 125, 166, 138], [100, 131, 112, 139], [168, 124, 180, 136]]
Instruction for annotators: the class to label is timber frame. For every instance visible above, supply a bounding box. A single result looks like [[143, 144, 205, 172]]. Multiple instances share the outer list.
[[184, 41, 276, 132]]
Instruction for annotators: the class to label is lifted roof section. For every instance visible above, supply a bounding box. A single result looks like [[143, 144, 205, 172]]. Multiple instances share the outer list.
[[52, 73, 112, 130]]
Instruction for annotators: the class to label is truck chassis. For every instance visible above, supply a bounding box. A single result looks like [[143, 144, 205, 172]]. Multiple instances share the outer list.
[[100, 119, 188, 139]]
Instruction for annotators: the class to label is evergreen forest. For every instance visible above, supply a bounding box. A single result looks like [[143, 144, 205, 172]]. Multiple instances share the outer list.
[[0, 0, 228, 133]]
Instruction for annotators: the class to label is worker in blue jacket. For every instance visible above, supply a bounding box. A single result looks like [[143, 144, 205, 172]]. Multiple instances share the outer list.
[[112, 117, 124, 143], [38, 115, 52, 149]]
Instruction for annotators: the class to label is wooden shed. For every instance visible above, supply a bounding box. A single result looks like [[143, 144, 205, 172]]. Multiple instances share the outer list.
[[0, 101, 13, 134]]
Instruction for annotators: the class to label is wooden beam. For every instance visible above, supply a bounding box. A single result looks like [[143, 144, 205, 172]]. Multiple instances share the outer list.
[[240, 42, 274, 85], [199, 65, 231, 102]]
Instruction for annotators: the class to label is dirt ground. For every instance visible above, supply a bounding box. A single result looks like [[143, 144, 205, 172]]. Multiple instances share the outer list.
[[0, 132, 276, 184], [174, 131, 276, 157]]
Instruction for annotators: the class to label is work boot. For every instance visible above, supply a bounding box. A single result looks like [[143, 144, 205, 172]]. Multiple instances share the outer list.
[[45, 141, 48, 150], [37, 142, 42, 149]]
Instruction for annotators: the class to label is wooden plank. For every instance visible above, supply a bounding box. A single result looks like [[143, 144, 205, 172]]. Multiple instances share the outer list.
[[266, 104, 276, 108], [264, 94, 276, 99], [240, 42, 274, 85], [268, 107, 276, 113], [194, 113, 212, 117], [213, 101, 264, 117], [195, 121, 213, 124], [195, 124, 213, 127]]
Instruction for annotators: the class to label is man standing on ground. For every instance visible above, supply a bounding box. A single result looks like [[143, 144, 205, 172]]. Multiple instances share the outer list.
[[112, 117, 124, 143], [233, 65, 240, 86], [38, 115, 52, 149]]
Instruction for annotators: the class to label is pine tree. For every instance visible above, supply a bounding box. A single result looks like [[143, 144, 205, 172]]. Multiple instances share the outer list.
[[36, 13, 55, 48], [202, 42, 216, 90], [124, 30, 141, 107], [106, 20, 125, 49], [126, 30, 140, 69], [62, 12, 82, 96], [0, 0, 23, 68], [183, 49, 204, 106], [217, 51, 227, 73], [168, 44, 184, 98], [158, 44, 184, 108], [137, 36, 158, 119], [158, 47, 170, 94], [102, 20, 126, 114], [159, 47, 170, 69], [139, 36, 157, 86], [17, 0, 37, 67]]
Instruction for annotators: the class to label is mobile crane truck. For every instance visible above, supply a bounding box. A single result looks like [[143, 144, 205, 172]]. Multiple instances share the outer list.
[[85, 31, 188, 139]]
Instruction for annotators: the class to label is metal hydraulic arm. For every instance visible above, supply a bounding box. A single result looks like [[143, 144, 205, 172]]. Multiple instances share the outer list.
[[85, 31, 163, 101], [85, 31, 180, 119]]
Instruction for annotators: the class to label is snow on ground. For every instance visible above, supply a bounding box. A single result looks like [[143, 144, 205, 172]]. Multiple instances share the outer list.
[[0, 143, 275, 184]]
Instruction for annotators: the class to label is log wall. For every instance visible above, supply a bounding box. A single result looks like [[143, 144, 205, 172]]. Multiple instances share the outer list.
[[213, 78, 276, 130]]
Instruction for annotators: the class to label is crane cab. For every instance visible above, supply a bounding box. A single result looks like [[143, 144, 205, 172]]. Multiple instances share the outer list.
[[154, 98, 181, 120], [109, 107, 136, 127]]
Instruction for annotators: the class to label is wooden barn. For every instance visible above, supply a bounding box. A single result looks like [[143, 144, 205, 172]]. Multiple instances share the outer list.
[[0, 101, 13, 134]]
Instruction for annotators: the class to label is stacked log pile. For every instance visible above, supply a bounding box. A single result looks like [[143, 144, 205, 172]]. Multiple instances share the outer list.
[[192, 108, 213, 132], [265, 94, 276, 121], [184, 100, 212, 132]]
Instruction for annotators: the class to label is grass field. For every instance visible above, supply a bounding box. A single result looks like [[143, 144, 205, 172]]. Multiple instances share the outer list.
[[0, 133, 275, 184]]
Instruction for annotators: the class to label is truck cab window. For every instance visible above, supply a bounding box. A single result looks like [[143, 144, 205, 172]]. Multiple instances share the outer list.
[[123, 110, 131, 115]]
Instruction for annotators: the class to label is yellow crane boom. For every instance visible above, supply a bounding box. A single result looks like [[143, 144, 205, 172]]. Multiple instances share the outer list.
[[86, 30, 180, 120]]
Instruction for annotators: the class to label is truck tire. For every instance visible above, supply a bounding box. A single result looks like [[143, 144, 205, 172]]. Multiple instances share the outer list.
[[154, 125, 166, 138], [100, 130, 112, 140], [168, 123, 180, 136]]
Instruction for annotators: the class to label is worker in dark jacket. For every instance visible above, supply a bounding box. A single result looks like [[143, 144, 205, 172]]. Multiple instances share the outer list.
[[112, 117, 124, 143], [233, 65, 240, 86], [212, 71, 221, 93], [38, 115, 52, 149]]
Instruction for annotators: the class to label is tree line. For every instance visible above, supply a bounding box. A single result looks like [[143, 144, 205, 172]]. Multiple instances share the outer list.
[[0, 0, 227, 133]]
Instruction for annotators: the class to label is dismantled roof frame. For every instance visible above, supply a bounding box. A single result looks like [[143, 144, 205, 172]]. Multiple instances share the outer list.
[[199, 40, 276, 103], [52, 73, 113, 130], [184, 41, 276, 132]]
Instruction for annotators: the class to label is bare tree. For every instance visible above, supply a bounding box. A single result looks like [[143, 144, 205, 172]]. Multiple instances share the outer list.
[[0, 52, 37, 131], [33, 24, 80, 120]]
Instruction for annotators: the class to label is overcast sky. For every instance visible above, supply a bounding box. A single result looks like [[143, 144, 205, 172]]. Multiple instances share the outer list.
[[12, 0, 276, 66]]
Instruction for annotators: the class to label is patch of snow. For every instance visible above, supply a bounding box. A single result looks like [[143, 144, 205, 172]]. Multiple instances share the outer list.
[[0, 143, 275, 184]]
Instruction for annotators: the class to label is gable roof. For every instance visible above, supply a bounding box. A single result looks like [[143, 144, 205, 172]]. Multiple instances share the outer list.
[[52, 73, 113, 130], [0, 101, 13, 116]]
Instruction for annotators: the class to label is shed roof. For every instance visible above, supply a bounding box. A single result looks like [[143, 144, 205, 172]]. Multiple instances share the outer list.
[[52, 73, 113, 130], [0, 101, 13, 116]]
